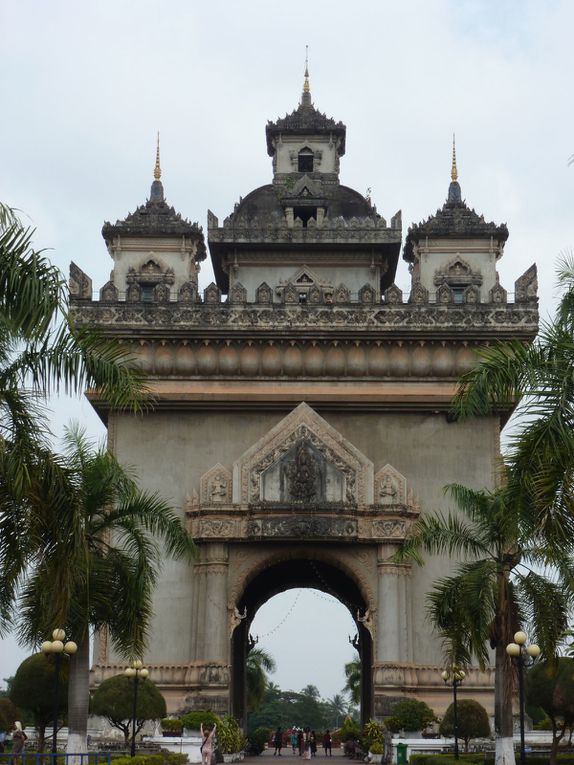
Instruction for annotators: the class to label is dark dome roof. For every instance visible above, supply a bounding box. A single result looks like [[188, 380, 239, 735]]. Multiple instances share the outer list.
[[232, 183, 375, 224]]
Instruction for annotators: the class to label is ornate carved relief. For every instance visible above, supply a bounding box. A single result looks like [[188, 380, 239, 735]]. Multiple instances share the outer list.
[[229, 282, 247, 304], [234, 402, 374, 506], [178, 281, 198, 303], [204, 282, 221, 304], [334, 284, 351, 304], [436, 282, 454, 304], [255, 282, 273, 304], [409, 282, 429, 304], [489, 275, 507, 304], [246, 516, 358, 539], [126, 283, 142, 302], [463, 284, 480, 304], [433, 257, 483, 288], [384, 284, 403, 304], [374, 464, 407, 506], [515, 264, 538, 303], [100, 281, 118, 302], [69, 261, 92, 299], [359, 283, 376, 304], [200, 463, 233, 505]]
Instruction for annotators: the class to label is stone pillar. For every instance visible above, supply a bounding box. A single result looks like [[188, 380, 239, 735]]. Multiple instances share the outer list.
[[201, 542, 229, 662], [376, 544, 410, 663]]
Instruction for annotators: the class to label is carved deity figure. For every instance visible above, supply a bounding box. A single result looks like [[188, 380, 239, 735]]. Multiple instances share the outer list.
[[210, 474, 228, 502], [287, 442, 318, 503], [379, 474, 398, 504]]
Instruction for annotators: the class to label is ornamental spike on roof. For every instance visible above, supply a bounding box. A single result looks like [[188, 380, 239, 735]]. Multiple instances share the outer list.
[[403, 142, 508, 262], [265, 64, 346, 156], [101, 141, 206, 257]]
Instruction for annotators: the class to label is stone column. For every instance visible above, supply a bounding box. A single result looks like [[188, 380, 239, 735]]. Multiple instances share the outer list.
[[376, 544, 410, 663], [201, 542, 230, 662]]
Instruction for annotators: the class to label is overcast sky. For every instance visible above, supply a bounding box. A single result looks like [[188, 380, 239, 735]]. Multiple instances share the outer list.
[[1, 0, 573, 699]]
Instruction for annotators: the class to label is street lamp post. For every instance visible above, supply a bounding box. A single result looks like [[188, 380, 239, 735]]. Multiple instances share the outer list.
[[441, 666, 466, 760], [124, 660, 149, 757], [41, 629, 77, 755], [506, 631, 540, 765]]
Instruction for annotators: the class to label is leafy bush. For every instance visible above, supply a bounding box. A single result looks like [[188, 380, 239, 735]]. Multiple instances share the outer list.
[[363, 719, 385, 750], [180, 710, 219, 731], [161, 718, 183, 732], [534, 718, 553, 731], [218, 714, 246, 754], [439, 700, 490, 753], [91, 674, 167, 742], [341, 715, 361, 741], [370, 742, 384, 754], [247, 727, 270, 755], [385, 699, 436, 733]]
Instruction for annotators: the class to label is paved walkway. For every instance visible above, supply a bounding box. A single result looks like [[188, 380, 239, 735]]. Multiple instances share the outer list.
[[248, 749, 344, 762]]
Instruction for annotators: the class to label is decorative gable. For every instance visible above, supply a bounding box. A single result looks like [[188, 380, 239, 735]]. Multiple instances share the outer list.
[[200, 463, 233, 505], [233, 402, 374, 506]]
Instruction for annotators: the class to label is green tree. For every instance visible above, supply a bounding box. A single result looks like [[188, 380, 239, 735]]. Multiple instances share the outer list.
[[90, 674, 166, 742], [396, 484, 572, 765], [326, 693, 348, 728], [439, 699, 490, 753], [343, 654, 360, 705], [525, 658, 574, 765], [385, 699, 436, 733], [451, 254, 574, 557], [246, 647, 276, 711], [6, 426, 195, 756], [9, 653, 69, 751], [0, 697, 19, 733]]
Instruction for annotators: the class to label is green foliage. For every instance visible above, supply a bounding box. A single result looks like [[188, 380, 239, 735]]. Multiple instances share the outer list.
[[0, 697, 18, 730], [409, 757, 574, 765], [438, 699, 490, 751], [363, 719, 385, 749], [385, 699, 436, 733], [370, 742, 384, 754], [247, 684, 333, 732], [161, 718, 183, 732], [246, 648, 276, 711], [180, 710, 219, 730], [110, 753, 188, 765], [344, 655, 361, 705], [340, 715, 361, 742], [246, 727, 270, 755], [535, 719, 554, 731], [10, 652, 69, 736], [526, 657, 574, 763], [217, 714, 246, 754], [91, 674, 166, 741]]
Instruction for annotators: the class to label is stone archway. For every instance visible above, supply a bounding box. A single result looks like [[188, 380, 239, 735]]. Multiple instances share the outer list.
[[230, 554, 373, 726]]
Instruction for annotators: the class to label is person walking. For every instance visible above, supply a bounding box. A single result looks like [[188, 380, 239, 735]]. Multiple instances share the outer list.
[[273, 727, 283, 756], [200, 722, 217, 765], [297, 729, 304, 757], [291, 731, 298, 754], [323, 730, 332, 757]]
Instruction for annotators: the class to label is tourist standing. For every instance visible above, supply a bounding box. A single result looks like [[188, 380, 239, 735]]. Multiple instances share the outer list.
[[11, 723, 27, 755], [323, 730, 332, 757], [291, 731, 298, 754], [273, 727, 283, 756], [297, 729, 304, 756], [200, 723, 217, 765], [310, 731, 317, 757]]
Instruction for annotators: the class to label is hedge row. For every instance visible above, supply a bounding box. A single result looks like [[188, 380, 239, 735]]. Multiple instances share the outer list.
[[410, 755, 574, 765], [111, 754, 188, 765]]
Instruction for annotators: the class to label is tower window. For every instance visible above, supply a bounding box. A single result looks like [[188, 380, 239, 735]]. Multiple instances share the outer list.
[[141, 284, 155, 302], [293, 206, 317, 227], [298, 148, 314, 173]]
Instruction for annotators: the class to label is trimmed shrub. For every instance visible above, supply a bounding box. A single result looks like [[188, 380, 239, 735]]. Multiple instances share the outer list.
[[180, 710, 219, 731]]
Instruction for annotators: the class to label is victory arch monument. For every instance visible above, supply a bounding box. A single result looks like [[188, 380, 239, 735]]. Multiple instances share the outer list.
[[70, 71, 538, 723]]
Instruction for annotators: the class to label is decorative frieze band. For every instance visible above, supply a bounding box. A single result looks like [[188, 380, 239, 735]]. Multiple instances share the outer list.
[[104, 338, 502, 379]]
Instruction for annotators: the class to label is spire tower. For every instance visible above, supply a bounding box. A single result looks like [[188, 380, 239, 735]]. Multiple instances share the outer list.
[[302, 45, 311, 106], [447, 133, 462, 204], [150, 132, 164, 202]]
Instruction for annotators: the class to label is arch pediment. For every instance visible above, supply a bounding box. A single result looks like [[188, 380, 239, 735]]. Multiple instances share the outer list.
[[233, 402, 373, 506]]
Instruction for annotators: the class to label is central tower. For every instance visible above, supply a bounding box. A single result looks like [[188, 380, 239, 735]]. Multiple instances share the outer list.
[[71, 71, 538, 723]]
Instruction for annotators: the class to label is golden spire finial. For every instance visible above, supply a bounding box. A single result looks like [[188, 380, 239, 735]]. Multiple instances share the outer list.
[[154, 132, 161, 181], [451, 133, 458, 182], [303, 45, 310, 94]]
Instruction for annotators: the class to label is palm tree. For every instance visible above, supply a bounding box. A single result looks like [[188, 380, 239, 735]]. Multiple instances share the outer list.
[[451, 254, 574, 550], [3, 425, 195, 756], [396, 483, 573, 765], [343, 654, 360, 705], [326, 693, 348, 728], [246, 647, 276, 711], [0, 201, 146, 486]]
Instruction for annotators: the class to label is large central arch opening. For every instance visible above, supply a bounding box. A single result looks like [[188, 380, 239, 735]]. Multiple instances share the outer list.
[[231, 555, 373, 726]]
